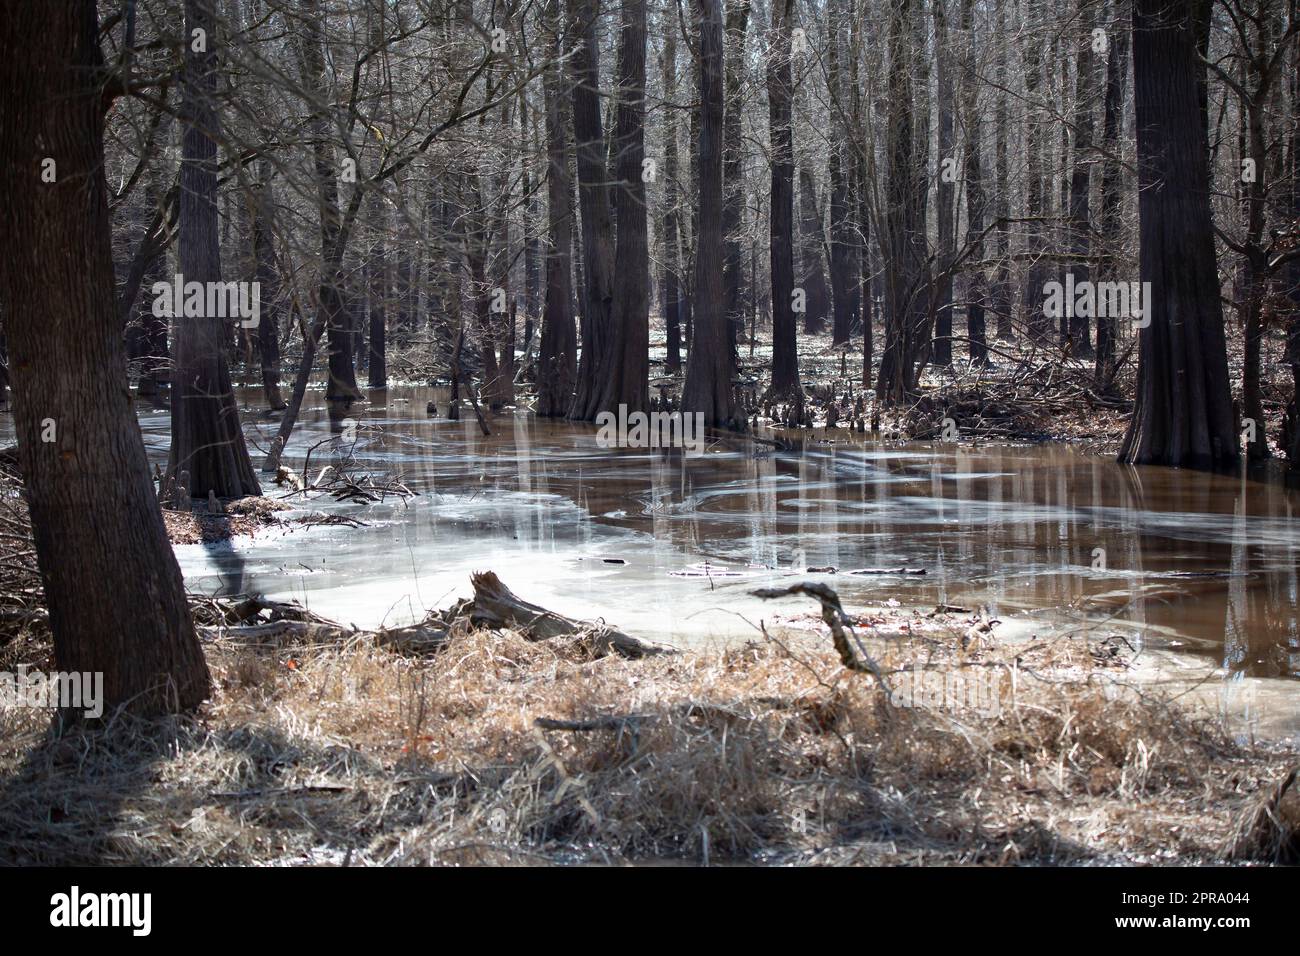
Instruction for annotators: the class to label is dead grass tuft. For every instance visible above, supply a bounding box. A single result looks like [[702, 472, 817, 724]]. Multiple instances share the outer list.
[[1221, 766, 1300, 864], [0, 597, 1293, 866]]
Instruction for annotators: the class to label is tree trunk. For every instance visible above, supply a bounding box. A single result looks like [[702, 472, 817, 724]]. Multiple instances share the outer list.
[[876, 0, 927, 403], [521, 92, 542, 350], [489, 87, 516, 410], [1285, 0, 1300, 466], [567, 0, 617, 420], [302, 0, 362, 405], [798, 168, 831, 336], [682, 0, 740, 428], [1236, 19, 1277, 462], [722, 0, 752, 362], [135, 174, 172, 397], [958, 0, 988, 365], [660, 20, 684, 375], [932, 0, 956, 368], [463, 173, 503, 410], [366, 187, 388, 389], [0, 0, 210, 716], [1118, 0, 1238, 469], [828, 148, 859, 349], [595, 0, 650, 416], [826, 1, 859, 351], [168, 0, 261, 500], [1094, 11, 1129, 388], [1020, 5, 1049, 341], [992, 0, 1013, 340], [849, 10, 872, 383], [538, 0, 578, 416], [1065, 0, 1100, 358], [766, 0, 799, 397], [252, 163, 287, 408]]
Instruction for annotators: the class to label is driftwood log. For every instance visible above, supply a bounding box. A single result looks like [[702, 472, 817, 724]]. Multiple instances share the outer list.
[[197, 594, 450, 654], [468, 571, 672, 659]]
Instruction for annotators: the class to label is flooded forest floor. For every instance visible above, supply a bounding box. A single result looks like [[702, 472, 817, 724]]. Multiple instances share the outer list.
[[2, 327, 1300, 865], [2, 460, 1299, 864]]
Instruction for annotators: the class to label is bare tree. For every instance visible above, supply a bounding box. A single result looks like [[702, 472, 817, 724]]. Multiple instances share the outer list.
[[766, 0, 799, 400], [596, 0, 651, 416], [958, 0, 988, 365], [1119, 0, 1237, 468], [568, 0, 617, 420], [537, 0, 578, 415], [682, 0, 740, 427], [932, 0, 956, 368], [0, 0, 210, 716], [168, 0, 261, 499]]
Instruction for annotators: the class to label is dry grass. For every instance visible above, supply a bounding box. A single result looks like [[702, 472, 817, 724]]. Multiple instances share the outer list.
[[0, 595, 1294, 866], [1220, 767, 1300, 864]]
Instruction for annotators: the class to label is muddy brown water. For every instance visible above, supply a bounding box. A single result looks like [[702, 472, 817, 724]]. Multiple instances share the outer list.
[[12, 383, 1300, 732]]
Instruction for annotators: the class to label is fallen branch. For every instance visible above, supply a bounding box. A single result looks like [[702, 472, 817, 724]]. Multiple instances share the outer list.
[[752, 581, 889, 692]]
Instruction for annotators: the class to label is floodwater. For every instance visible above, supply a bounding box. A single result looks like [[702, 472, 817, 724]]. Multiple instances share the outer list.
[[56, 383, 1300, 734]]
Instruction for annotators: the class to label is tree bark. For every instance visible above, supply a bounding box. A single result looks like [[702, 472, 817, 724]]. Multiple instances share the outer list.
[[252, 162, 287, 408], [567, 0, 617, 420], [682, 0, 740, 428], [1020, 5, 1049, 341], [1094, 10, 1129, 388], [301, 0, 362, 405], [992, 0, 1013, 340], [537, 0, 578, 416], [1118, 0, 1238, 469], [0, 0, 210, 716], [826, 2, 859, 350], [595, 0, 650, 416], [168, 0, 261, 500], [798, 168, 831, 336], [366, 186, 388, 389], [876, 0, 927, 403], [660, 19, 685, 375], [722, 0, 752, 362], [766, 0, 799, 397], [932, 0, 956, 367], [1065, 0, 1100, 358], [958, 0, 987, 365]]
